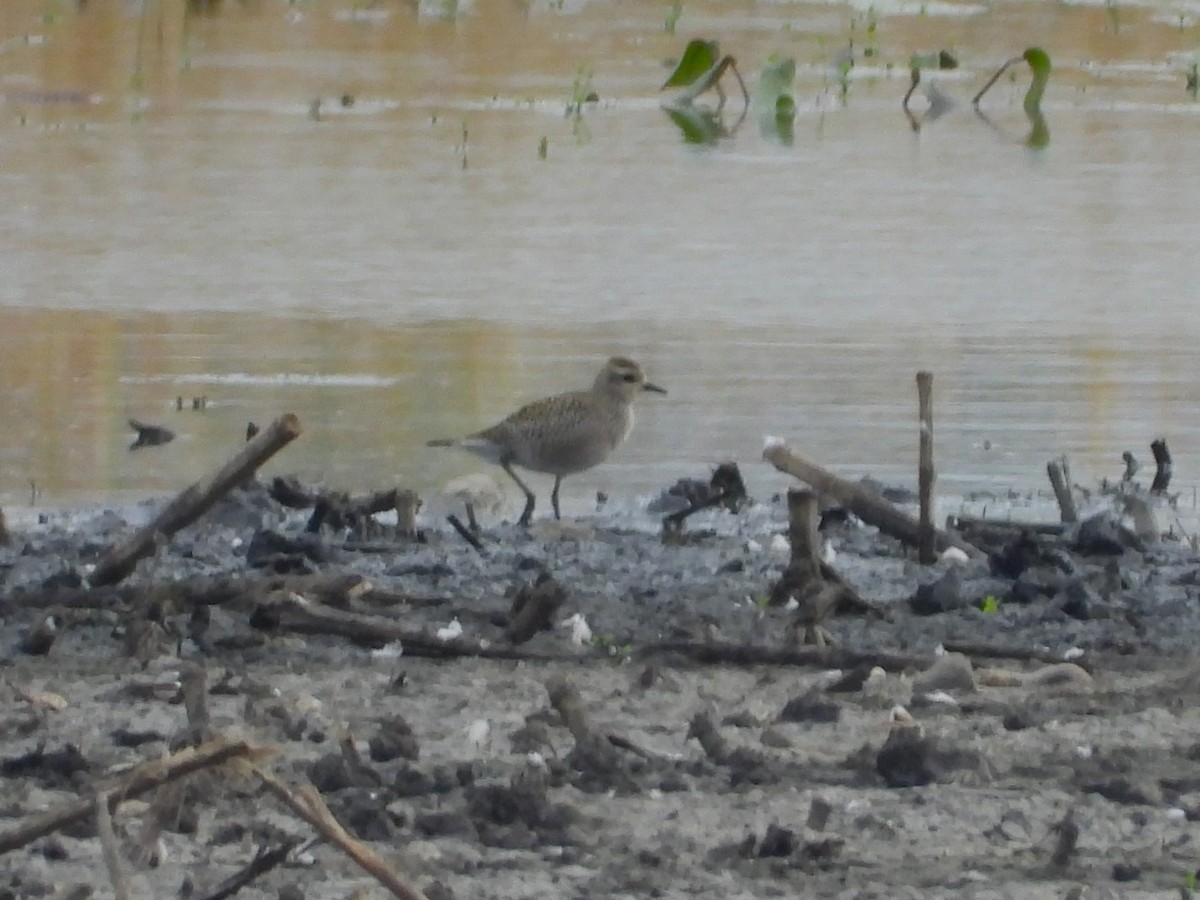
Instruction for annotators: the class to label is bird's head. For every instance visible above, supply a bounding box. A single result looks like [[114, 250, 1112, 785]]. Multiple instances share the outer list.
[[596, 357, 667, 400]]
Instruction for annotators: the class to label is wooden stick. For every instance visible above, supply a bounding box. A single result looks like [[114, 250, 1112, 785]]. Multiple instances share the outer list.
[[94, 791, 132, 900], [0, 735, 261, 856], [1046, 457, 1077, 523], [916, 372, 936, 564], [446, 514, 484, 553], [249, 766, 427, 900], [946, 515, 1066, 537], [1150, 438, 1172, 494], [787, 489, 822, 574], [91, 414, 303, 586], [763, 440, 984, 559], [255, 595, 574, 661], [196, 841, 298, 900], [638, 639, 933, 673]]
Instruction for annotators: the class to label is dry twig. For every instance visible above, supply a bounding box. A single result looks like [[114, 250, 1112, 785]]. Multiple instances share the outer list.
[[248, 765, 427, 900]]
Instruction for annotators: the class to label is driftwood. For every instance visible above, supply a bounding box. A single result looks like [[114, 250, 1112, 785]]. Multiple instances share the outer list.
[[1046, 457, 1077, 523], [0, 735, 261, 856], [661, 462, 747, 533], [268, 475, 420, 538], [506, 572, 567, 644], [3, 571, 372, 615], [94, 789, 131, 900], [763, 440, 984, 560], [545, 676, 636, 792], [639, 638, 1100, 676], [307, 488, 420, 537], [916, 372, 936, 563], [770, 489, 870, 646], [249, 766, 427, 900], [1150, 438, 1172, 494], [195, 840, 298, 900], [252, 594, 574, 661], [946, 515, 1066, 539], [941, 640, 1092, 672], [446, 514, 485, 552], [91, 413, 303, 586], [638, 639, 933, 673]]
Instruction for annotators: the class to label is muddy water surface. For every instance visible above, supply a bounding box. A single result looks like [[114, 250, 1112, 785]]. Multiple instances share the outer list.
[[2, 0, 1199, 519]]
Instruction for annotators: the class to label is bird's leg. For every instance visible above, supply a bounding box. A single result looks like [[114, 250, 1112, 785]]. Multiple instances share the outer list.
[[551, 476, 563, 521], [501, 460, 537, 527], [465, 501, 479, 533]]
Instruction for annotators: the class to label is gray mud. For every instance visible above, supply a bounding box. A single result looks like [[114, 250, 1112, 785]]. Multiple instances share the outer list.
[[2, 480, 1200, 899]]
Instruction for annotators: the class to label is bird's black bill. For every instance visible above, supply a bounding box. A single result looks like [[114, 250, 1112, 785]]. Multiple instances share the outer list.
[[644, 382, 668, 394]]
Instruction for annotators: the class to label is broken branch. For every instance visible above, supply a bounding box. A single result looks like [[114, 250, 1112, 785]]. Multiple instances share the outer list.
[[91, 413, 303, 586], [763, 440, 984, 560]]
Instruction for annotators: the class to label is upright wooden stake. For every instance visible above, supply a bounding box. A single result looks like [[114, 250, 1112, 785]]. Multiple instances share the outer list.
[[1150, 438, 1173, 495], [916, 371, 936, 564], [786, 488, 823, 577], [1046, 457, 1077, 523]]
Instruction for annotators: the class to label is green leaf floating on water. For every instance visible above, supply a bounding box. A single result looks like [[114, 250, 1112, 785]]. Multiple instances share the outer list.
[[663, 39, 719, 89]]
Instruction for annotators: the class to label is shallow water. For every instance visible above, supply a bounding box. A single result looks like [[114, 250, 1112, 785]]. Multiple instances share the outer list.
[[2, 0, 1200, 521]]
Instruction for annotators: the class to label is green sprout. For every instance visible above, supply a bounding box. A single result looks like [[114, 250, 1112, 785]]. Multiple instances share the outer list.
[[864, 6, 878, 60], [566, 64, 596, 141], [973, 47, 1052, 148], [981, 595, 1000, 613], [665, 0, 683, 35]]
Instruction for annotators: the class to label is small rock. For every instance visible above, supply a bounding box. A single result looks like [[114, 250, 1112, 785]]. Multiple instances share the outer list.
[[1111, 861, 1141, 882], [1083, 777, 1163, 807], [909, 568, 967, 615], [759, 726, 793, 749], [757, 823, 795, 858], [1026, 663, 1093, 690], [912, 653, 975, 694], [976, 667, 1025, 687], [415, 809, 476, 838], [369, 716, 420, 763], [1010, 566, 1065, 605], [807, 796, 833, 830], [393, 764, 435, 797], [826, 664, 873, 693], [876, 725, 935, 788], [777, 690, 840, 724], [1059, 576, 1102, 620], [1075, 513, 1141, 556]]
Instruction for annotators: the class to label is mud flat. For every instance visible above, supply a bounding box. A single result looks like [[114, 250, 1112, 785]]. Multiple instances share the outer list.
[[1, 473, 1199, 899]]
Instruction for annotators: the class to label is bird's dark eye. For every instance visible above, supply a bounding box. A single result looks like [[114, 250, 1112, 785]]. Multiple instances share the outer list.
[[621, 373, 638, 382]]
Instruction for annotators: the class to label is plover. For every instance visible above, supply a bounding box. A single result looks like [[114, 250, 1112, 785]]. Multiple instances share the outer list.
[[428, 357, 666, 526]]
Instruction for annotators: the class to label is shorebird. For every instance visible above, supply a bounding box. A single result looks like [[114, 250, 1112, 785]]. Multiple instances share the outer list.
[[428, 357, 666, 526]]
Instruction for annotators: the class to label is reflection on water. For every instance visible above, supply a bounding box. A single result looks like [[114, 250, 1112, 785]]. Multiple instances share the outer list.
[[1, 0, 1199, 521]]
